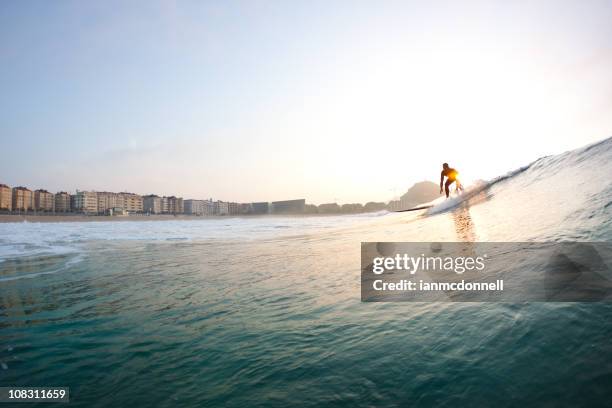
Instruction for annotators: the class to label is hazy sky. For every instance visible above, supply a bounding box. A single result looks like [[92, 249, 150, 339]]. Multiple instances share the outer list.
[[1, 1, 611, 204]]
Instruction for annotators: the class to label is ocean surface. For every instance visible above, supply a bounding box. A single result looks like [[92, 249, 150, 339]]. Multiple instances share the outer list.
[[1, 137, 611, 407]]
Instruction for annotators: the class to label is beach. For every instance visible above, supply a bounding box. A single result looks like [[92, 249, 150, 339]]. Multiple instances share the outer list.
[[0, 214, 235, 223], [0, 213, 368, 224]]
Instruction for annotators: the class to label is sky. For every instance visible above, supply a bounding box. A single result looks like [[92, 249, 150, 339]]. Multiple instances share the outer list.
[[1, 0, 611, 204]]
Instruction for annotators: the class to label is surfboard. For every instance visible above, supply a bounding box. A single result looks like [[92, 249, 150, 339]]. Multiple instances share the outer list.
[[393, 205, 433, 212]]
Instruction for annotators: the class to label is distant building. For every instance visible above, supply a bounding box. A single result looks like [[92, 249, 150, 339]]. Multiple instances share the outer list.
[[143, 195, 162, 214], [318, 203, 340, 214], [34, 189, 54, 212], [364, 202, 386, 212], [215, 200, 229, 215], [228, 202, 240, 215], [239, 203, 252, 215], [97, 192, 122, 214], [12, 186, 33, 212], [251, 202, 269, 214], [73, 190, 98, 214], [0, 184, 12, 211], [304, 204, 318, 214], [341, 203, 363, 213], [160, 197, 168, 213], [55, 192, 71, 212], [120, 192, 143, 213], [184, 199, 205, 215], [271, 199, 305, 214], [162, 196, 183, 214], [203, 200, 215, 216]]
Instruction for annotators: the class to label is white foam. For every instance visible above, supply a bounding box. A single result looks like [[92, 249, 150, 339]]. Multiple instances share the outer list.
[[0, 214, 389, 261], [425, 180, 489, 215]]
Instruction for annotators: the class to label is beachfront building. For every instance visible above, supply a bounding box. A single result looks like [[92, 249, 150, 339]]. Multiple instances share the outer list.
[[12, 186, 33, 212], [191, 199, 215, 216], [73, 190, 98, 214], [202, 200, 214, 216], [162, 196, 183, 214], [161, 196, 169, 214], [143, 195, 162, 214], [364, 202, 386, 212], [251, 202, 269, 214], [215, 200, 229, 216], [0, 184, 12, 211], [97, 192, 122, 214], [92, 191, 142, 214], [318, 203, 341, 214], [228, 202, 240, 216], [238, 203, 251, 215], [120, 192, 143, 213], [175, 197, 184, 214], [184, 199, 205, 215], [34, 189, 55, 212], [271, 199, 305, 214], [55, 192, 71, 212]]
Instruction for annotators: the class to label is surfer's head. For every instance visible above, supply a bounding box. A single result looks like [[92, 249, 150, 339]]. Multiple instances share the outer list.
[[442, 163, 449, 169]]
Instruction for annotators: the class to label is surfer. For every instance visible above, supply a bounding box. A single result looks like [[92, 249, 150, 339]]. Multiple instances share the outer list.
[[440, 163, 462, 198]]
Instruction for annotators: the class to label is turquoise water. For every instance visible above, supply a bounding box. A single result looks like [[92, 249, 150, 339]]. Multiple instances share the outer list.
[[1, 137, 612, 407]]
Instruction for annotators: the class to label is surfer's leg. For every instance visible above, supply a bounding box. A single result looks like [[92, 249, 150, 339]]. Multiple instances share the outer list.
[[444, 179, 451, 198]]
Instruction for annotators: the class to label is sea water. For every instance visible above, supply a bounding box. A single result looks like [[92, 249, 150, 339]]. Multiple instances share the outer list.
[[1, 138, 611, 407]]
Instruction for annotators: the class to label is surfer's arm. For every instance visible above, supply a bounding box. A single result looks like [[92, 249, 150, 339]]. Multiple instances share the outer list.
[[439, 172, 444, 194]]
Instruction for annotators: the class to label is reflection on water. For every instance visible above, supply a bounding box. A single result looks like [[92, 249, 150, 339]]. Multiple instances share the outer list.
[[452, 204, 477, 242], [451, 190, 492, 241]]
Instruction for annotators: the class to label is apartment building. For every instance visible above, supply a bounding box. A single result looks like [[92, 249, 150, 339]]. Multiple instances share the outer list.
[[203, 200, 215, 216], [184, 199, 205, 215], [228, 202, 239, 216], [271, 199, 306, 214], [97, 192, 122, 214], [94, 192, 142, 214], [12, 186, 33, 212], [215, 200, 229, 216], [0, 185, 257, 219], [0, 184, 11, 211], [73, 191, 98, 214], [160, 196, 169, 214], [55, 192, 71, 212], [184, 199, 223, 216], [143, 195, 162, 214], [162, 196, 183, 214], [119, 192, 143, 213], [251, 202, 269, 214], [175, 197, 184, 214], [34, 189, 55, 212], [239, 203, 252, 215]]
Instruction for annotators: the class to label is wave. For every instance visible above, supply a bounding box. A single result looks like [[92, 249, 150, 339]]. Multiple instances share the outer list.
[[423, 136, 612, 217]]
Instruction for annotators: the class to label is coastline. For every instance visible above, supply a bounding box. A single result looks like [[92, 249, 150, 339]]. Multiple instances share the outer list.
[[0, 214, 247, 223], [0, 212, 364, 223]]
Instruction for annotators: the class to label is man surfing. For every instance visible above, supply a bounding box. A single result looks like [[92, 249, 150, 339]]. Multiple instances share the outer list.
[[440, 163, 463, 198]]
